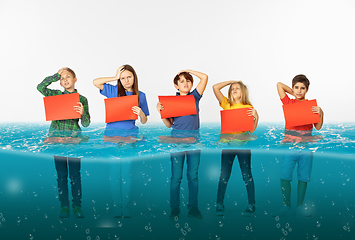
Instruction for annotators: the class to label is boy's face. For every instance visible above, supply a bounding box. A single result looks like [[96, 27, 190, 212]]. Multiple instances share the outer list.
[[292, 82, 308, 100], [119, 70, 134, 91], [174, 76, 192, 95], [59, 70, 77, 91]]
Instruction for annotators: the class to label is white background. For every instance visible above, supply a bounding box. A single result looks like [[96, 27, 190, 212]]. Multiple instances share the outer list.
[[1, 0, 354, 125]]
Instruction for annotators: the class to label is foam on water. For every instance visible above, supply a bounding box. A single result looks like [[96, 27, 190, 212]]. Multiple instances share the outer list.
[[0, 123, 354, 159]]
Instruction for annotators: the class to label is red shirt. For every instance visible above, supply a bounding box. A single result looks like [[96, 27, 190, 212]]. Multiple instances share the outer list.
[[281, 95, 313, 131]]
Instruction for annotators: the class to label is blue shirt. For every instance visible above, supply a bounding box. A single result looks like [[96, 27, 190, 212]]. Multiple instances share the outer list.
[[100, 83, 150, 130], [171, 88, 201, 131]]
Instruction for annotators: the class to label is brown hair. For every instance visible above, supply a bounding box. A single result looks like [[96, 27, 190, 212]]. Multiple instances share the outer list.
[[117, 64, 139, 101], [292, 74, 310, 89], [173, 72, 193, 85], [63, 67, 76, 78], [227, 81, 253, 106]]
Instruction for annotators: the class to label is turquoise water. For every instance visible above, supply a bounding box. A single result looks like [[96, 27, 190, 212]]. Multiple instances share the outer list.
[[0, 123, 354, 239]]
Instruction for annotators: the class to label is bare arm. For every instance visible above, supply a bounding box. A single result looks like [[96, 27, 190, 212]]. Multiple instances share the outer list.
[[93, 66, 124, 90], [182, 69, 208, 95], [277, 82, 294, 99], [156, 102, 173, 128], [247, 108, 259, 133], [132, 106, 148, 124], [212, 81, 236, 104], [312, 106, 324, 130]]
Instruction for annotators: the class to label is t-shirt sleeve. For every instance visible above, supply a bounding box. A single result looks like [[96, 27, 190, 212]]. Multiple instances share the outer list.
[[192, 88, 202, 102], [219, 96, 229, 110], [100, 83, 117, 98], [281, 94, 291, 105], [139, 92, 150, 116]]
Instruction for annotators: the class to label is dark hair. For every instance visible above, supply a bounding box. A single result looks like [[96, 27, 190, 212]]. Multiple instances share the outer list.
[[292, 74, 310, 89], [173, 72, 193, 85], [63, 67, 76, 78], [117, 64, 139, 101]]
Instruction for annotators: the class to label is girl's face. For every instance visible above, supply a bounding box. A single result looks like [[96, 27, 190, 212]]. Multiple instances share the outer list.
[[230, 83, 242, 102], [292, 82, 308, 101], [119, 70, 134, 91]]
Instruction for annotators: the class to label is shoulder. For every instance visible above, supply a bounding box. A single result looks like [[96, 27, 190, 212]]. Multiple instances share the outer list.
[[220, 96, 230, 109], [191, 88, 202, 99], [79, 93, 88, 102], [281, 94, 291, 104], [138, 90, 146, 97]]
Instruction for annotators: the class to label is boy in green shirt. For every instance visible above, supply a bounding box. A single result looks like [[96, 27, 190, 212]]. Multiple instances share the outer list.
[[37, 67, 90, 218]]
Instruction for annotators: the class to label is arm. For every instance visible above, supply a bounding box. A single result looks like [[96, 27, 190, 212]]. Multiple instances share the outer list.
[[183, 69, 208, 95], [277, 82, 294, 99], [247, 108, 259, 133], [132, 106, 148, 124], [312, 106, 324, 130], [79, 97, 91, 127], [212, 81, 235, 104], [37, 73, 62, 97], [156, 102, 173, 128], [93, 66, 124, 90]]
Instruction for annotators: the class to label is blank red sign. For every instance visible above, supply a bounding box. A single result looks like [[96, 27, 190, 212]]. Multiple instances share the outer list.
[[220, 108, 254, 134], [104, 95, 138, 123], [283, 99, 320, 128], [158, 95, 197, 119], [43, 93, 80, 121]]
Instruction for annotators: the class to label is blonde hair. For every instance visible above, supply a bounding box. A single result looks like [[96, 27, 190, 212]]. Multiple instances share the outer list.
[[227, 81, 253, 106]]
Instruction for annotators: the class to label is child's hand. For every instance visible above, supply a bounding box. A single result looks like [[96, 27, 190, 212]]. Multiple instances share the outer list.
[[312, 106, 323, 116], [57, 67, 67, 76], [115, 65, 125, 79], [178, 69, 190, 75], [74, 102, 84, 115], [156, 102, 164, 112], [132, 106, 144, 118], [247, 108, 258, 119]]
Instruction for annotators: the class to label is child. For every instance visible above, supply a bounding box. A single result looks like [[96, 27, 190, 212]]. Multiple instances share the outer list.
[[93, 64, 149, 218], [37, 67, 91, 218], [156, 69, 208, 219], [273, 74, 324, 217], [212, 80, 259, 216], [93, 64, 149, 129]]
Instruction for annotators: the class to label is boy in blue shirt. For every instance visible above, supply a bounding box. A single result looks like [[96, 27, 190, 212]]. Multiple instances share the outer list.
[[37, 67, 90, 218], [157, 69, 208, 219]]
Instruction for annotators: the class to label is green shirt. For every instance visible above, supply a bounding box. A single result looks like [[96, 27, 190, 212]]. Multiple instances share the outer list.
[[37, 73, 90, 136]]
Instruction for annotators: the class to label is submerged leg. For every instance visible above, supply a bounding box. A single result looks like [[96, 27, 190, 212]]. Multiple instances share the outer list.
[[170, 152, 185, 211], [281, 179, 291, 207], [68, 157, 82, 208], [186, 150, 201, 210], [54, 156, 69, 207], [216, 150, 236, 205], [237, 150, 255, 205], [297, 180, 307, 206]]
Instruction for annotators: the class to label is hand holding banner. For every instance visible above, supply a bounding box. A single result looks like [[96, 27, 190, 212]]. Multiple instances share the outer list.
[[283, 99, 320, 128], [220, 108, 254, 134]]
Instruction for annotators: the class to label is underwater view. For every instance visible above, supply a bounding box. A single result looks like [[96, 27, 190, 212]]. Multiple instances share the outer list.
[[0, 123, 354, 240]]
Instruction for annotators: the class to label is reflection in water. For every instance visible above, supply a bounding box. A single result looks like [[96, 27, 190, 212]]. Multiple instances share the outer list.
[[104, 128, 140, 218]]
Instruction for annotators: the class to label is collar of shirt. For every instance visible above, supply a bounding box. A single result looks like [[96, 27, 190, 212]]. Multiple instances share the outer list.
[[63, 89, 78, 94]]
